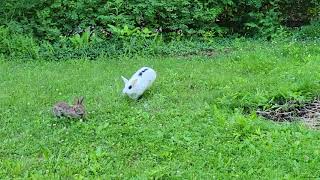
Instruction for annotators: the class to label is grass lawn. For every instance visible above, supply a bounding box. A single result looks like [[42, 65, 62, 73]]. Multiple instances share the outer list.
[[1, 40, 320, 178]]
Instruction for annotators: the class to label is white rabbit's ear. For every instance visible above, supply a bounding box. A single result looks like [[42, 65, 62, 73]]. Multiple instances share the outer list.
[[121, 76, 128, 84]]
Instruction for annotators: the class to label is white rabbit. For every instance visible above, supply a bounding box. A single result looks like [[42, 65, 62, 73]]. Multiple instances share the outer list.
[[121, 67, 157, 100]]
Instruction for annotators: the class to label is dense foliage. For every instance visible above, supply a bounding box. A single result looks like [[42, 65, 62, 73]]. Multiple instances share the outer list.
[[1, 0, 319, 40], [0, 0, 319, 60]]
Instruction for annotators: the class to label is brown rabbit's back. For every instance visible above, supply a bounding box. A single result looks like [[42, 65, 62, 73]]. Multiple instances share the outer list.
[[52, 97, 86, 119], [53, 102, 72, 117]]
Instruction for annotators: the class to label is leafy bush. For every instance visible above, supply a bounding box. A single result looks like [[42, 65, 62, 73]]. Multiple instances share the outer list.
[[0, 0, 319, 60], [0, 26, 39, 59], [294, 20, 320, 40], [0, 0, 318, 41]]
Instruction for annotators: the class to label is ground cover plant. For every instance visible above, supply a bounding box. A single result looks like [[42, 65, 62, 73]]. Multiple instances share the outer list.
[[1, 40, 320, 178]]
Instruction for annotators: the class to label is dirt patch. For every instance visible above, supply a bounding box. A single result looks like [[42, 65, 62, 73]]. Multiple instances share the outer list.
[[257, 98, 320, 129]]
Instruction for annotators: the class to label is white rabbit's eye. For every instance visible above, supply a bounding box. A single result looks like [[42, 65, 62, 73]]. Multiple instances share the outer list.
[[128, 85, 132, 89]]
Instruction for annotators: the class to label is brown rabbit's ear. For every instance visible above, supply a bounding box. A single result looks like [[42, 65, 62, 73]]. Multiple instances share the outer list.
[[78, 96, 84, 104]]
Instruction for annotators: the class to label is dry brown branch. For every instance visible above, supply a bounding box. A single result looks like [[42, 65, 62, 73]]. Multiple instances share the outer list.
[[256, 98, 320, 129]]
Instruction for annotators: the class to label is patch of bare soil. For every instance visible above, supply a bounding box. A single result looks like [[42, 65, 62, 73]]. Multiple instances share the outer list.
[[257, 98, 320, 129]]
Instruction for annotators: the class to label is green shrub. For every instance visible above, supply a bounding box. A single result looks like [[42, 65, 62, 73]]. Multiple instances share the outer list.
[[0, 0, 318, 40], [294, 20, 320, 40], [0, 26, 39, 59]]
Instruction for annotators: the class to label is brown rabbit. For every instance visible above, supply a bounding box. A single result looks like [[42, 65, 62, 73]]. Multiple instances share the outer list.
[[52, 97, 86, 119]]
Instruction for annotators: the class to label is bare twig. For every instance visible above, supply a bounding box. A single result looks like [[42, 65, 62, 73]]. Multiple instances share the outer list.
[[257, 98, 320, 129]]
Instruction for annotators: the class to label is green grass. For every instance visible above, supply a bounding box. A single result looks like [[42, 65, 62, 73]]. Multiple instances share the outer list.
[[1, 40, 320, 178]]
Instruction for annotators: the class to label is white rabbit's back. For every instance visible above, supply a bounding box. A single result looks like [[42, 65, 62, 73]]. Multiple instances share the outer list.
[[136, 67, 156, 88], [124, 67, 157, 100]]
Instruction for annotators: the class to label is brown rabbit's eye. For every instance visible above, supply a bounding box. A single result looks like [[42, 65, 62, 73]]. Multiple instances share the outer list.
[[128, 85, 132, 89]]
